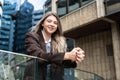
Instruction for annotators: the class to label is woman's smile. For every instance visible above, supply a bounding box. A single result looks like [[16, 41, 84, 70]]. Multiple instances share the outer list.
[[42, 15, 58, 35]]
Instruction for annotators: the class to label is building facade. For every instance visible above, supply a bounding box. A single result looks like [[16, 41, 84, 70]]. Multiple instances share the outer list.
[[0, 0, 16, 51], [13, 0, 34, 53], [0, 0, 44, 53], [32, 10, 43, 26], [44, 0, 57, 13], [45, 0, 120, 80]]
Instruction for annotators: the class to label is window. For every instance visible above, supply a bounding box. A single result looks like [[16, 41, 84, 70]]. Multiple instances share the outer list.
[[81, 0, 93, 6], [57, 0, 67, 17], [68, 0, 79, 12], [66, 38, 75, 51], [57, 0, 94, 17], [107, 0, 120, 5]]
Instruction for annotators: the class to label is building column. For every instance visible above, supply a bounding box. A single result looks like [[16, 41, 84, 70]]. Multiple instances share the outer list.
[[111, 23, 120, 80], [52, 0, 57, 13], [96, 0, 105, 18]]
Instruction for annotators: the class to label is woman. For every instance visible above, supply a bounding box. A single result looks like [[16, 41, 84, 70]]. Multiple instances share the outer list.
[[24, 12, 85, 80]]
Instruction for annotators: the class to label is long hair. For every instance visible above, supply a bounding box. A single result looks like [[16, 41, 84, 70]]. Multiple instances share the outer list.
[[33, 12, 67, 53]]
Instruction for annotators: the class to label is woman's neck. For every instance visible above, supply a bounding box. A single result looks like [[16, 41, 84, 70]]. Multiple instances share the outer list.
[[42, 30, 51, 43]]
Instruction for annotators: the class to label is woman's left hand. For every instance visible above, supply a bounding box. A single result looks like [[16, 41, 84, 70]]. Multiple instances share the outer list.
[[75, 48, 85, 63]]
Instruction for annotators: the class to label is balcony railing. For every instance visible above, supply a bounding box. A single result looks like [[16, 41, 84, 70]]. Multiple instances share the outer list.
[[0, 50, 103, 80]]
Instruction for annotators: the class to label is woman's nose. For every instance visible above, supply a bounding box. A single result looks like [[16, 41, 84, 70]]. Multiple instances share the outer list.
[[50, 22, 55, 26]]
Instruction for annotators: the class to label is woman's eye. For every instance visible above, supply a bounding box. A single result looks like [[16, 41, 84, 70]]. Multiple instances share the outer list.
[[47, 20, 52, 23], [54, 22, 58, 25], [47, 19, 58, 25]]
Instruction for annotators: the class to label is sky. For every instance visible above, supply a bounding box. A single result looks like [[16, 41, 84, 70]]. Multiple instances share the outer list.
[[10, 0, 46, 10], [26, 0, 46, 10]]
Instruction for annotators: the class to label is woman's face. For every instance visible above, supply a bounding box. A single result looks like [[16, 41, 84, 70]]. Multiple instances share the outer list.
[[42, 15, 58, 35]]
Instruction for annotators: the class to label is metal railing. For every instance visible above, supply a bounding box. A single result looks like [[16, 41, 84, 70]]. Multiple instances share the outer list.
[[0, 50, 103, 80]]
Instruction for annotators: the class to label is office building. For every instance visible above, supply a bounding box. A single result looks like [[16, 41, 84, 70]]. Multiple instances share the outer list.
[[32, 10, 43, 26], [0, 0, 16, 51], [13, 0, 34, 53]]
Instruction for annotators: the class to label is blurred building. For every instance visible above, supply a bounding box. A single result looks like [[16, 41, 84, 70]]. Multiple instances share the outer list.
[[0, 0, 45, 53], [45, 0, 120, 80], [44, 0, 51, 13], [32, 9, 43, 26], [13, 0, 34, 53], [44, 0, 57, 13], [0, 0, 16, 51]]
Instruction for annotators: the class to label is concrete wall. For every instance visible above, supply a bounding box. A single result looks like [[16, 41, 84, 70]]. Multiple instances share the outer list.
[[111, 23, 120, 80], [60, 1, 105, 32], [75, 30, 115, 79]]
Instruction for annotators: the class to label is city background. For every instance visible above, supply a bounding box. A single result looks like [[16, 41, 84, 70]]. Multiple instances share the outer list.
[[0, 0, 120, 80]]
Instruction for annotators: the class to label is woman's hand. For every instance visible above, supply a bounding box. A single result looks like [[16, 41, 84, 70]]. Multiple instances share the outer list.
[[64, 47, 85, 63], [75, 47, 85, 63]]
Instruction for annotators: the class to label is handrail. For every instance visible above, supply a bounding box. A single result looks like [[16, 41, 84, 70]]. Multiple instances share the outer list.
[[75, 68, 104, 80], [75, 68, 99, 75], [0, 49, 48, 62]]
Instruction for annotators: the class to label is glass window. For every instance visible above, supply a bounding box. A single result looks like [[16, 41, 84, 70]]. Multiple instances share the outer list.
[[81, 0, 93, 6], [45, 7, 51, 13], [107, 0, 120, 5], [68, 0, 79, 12], [66, 38, 75, 51], [57, 0, 67, 17], [57, 0, 94, 17]]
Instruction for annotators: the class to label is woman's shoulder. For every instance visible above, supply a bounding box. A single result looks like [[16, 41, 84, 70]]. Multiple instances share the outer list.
[[26, 31, 40, 36], [26, 32, 40, 39], [26, 31, 36, 35]]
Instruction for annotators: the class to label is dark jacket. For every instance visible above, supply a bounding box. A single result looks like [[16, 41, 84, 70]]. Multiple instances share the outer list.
[[24, 30, 76, 80]]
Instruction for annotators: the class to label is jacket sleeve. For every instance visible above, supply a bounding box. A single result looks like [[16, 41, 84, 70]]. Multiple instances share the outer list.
[[25, 32, 65, 65], [62, 60, 77, 68]]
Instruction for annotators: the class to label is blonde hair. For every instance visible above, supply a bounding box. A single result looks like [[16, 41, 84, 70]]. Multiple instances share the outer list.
[[33, 12, 67, 53], [52, 36, 67, 53]]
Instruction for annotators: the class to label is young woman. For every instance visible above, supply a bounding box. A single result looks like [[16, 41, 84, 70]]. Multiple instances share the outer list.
[[24, 12, 85, 80]]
